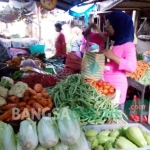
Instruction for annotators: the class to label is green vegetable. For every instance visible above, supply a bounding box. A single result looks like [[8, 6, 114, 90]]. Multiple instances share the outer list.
[[139, 68, 150, 85], [98, 131, 110, 137], [137, 53, 143, 60], [104, 141, 113, 150], [19, 119, 38, 150], [12, 71, 23, 80], [109, 129, 120, 138], [126, 126, 147, 147], [91, 138, 98, 149], [115, 136, 138, 148], [95, 145, 104, 150], [97, 135, 115, 145], [38, 117, 59, 148], [57, 107, 81, 145], [142, 131, 150, 145], [85, 130, 98, 137], [86, 136, 96, 142], [121, 126, 128, 136], [0, 122, 17, 150], [53, 142, 68, 150], [69, 132, 90, 150], [0, 80, 11, 89], [47, 74, 126, 126]]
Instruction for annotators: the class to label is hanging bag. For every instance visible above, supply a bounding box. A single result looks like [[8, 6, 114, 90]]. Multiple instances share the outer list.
[[81, 35, 105, 80]]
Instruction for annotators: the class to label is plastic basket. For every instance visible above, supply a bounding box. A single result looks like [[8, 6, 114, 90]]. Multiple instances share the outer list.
[[85, 123, 150, 150], [29, 45, 45, 54]]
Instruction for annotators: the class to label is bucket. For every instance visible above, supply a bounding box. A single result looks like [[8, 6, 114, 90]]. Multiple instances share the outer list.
[[29, 45, 45, 54], [143, 51, 150, 62]]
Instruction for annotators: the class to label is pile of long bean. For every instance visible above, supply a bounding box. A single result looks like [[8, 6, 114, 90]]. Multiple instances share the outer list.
[[46, 74, 126, 125]]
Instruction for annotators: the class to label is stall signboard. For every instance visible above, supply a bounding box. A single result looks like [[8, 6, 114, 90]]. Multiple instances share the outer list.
[[40, 0, 57, 11]]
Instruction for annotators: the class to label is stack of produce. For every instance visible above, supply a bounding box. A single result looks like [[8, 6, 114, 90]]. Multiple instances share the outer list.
[[138, 68, 150, 85], [85, 79, 115, 96], [0, 108, 90, 150], [0, 76, 53, 122], [46, 74, 126, 126], [15, 72, 60, 89], [127, 61, 150, 80], [85, 126, 150, 149]]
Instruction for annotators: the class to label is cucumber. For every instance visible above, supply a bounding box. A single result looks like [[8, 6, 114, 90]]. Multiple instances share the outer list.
[[109, 129, 120, 138], [95, 145, 104, 150], [91, 138, 98, 149], [126, 127, 147, 147], [142, 131, 150, 145], [98, 131, 110, 137], [85, 130, 98, 137], [97, 135, 115, 145], [86, 136, 96, 142], [104, 141, 113, 150]]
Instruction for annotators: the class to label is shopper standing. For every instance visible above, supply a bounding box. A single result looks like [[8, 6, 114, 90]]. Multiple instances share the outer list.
[[54, 23, 67, 60], [103, 11, 137, 111]]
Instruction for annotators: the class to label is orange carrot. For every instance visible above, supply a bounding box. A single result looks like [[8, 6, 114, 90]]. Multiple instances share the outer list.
[[42, 93, 49, 99], [26, 105, 32, 112], [41, 89, 46, 94], [27, 88, 36, 95], [27, 100, 36, 105], [0, 109, 13, 121], [47, 99, 53, 108], [34, 84, 43, 93], [32, 102, 43, 113], [18, 102, 26, 108], [7, 96, 19, 103], [24, 90, 30, 97], [0, 104, 18, 111], [36, 93, 42, 98], [37, 98, 48, 107], [22, 96, 30, 102]]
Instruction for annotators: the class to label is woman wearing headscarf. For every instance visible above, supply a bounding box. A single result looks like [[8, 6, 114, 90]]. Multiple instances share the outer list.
[[54, 23, 67, 57], [103, 11, 137, 111], [70, 27, 82, 58]]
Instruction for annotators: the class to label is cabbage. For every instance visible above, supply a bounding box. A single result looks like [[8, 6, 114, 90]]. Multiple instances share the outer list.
[[16, 134, 22, 150], [38, 117, 59, 148], [19, 119, 38, 150], [0, 121, 17, 150], [35, 145, 47, 150], [69, 132, 90, 150], [53, 142, 68, 150], [57, 107, 81, 145]]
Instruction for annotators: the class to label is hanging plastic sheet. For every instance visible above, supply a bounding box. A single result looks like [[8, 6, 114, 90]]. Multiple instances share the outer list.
[[69, 4, 97, 25]]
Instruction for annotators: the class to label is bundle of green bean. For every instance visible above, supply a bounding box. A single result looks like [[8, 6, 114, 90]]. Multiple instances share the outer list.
[[139, 68, 150, 85], [46, 74, 126, 125]]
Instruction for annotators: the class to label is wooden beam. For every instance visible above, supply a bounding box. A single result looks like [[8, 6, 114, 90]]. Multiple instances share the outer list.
[[115, 2, 150, 8]]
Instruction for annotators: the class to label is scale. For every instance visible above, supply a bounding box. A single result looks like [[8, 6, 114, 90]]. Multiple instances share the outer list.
[[40, 0, 57, 11]]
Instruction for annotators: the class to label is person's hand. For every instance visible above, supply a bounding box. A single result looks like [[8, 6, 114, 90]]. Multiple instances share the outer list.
[[103, 49, 115, 59]]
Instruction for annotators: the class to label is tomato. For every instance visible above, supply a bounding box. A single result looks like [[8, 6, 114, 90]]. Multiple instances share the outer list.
[[104, 85, 111, 89], [110, 85, 115, 90], [102, 82, 107, 86], [103, 89, 109, 95], [99, 86, 103, 90], [96, 82, 103, 87], [98, 80, 104, 83], [109, 88, 115, 94]]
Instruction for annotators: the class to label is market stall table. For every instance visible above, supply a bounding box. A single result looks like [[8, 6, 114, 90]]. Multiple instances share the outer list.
[[127, 77, 150, 123]]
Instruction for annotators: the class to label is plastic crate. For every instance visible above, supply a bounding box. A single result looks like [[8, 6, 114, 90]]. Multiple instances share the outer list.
[[29, 45, 45, 54], [85, 123, 150, 150]]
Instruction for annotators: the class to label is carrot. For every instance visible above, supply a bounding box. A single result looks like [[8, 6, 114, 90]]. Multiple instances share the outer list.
[[24, 90, 30, 97], [42, 93, 49, 99], [41, 89, 46, 94], [0, 104, 18, 111], [36, 93, 42, 98], [27, 88, 36, 95], [47, 99, 53, 108], [26, 105, 32, 112], [31, 95, 37, 100], [22, 96, 30, 102], [18, 102, 26, 108], [0, 109, 13, 121], [34, 84, 43, 93], [27, 100, 36, 105], [7, 96, 19, 103], [37, 98, 48, 107], [32, 102, 43, 113]]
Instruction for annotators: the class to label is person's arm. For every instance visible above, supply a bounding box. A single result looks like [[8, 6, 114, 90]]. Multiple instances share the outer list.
[[104, 45, 137, 72], [118, 46, 137, 72]]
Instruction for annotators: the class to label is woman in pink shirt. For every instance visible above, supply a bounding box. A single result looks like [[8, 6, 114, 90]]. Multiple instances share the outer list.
[[103, 11, 137, 111]]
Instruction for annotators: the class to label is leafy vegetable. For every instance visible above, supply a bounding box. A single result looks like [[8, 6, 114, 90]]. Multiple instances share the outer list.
[[57, 107, 81, 145], [0, 121, 17, 150], [69, 132, 90, 150], [38, 117, 59, 148], [53, 142, 68, 150], [19, 119, 38, 150]]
